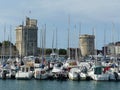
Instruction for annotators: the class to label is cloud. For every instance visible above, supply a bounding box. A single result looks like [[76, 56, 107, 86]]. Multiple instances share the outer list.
[[0, 0, 120, 24], [0, 0, 120, 48]]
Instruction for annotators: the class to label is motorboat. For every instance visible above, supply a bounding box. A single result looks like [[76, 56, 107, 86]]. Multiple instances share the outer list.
[[16, 65, 34, 80], [34, 68, 48, 80], [68, 68, 80, 80], [1, 68, 16, 79], [88, 65, 116, 81]]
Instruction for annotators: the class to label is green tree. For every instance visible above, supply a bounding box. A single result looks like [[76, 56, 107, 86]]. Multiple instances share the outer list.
[[59, 49, 67, 55], [2, 41, 13, 47], [46, 48, 52, 55]]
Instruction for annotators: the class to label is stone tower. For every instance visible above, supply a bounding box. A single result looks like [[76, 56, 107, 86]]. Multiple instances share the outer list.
[[16, 17, 38, 56], [79, 34, 95, 57]]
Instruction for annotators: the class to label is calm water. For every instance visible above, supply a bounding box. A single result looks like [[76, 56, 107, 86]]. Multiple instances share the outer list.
[[0, 80, 120, 90]]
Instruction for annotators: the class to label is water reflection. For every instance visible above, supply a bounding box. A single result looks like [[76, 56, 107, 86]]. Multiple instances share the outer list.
[[0, 80, 120, 90]]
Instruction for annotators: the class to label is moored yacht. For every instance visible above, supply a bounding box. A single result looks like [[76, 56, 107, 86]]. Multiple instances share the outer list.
[[16, 65, 34, 80], [34, 68, 48, 80], [88, 64, 117, 81], [52, 62, 68, 80], [68, 68, 80, 80]]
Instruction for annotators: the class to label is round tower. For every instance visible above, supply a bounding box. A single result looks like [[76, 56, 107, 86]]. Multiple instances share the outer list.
[[79, 34, 95, 57]]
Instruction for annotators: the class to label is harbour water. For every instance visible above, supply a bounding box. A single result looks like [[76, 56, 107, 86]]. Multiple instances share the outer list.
[[0, 80, 120, 90]]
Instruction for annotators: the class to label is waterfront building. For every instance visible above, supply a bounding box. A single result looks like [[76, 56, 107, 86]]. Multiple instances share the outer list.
[[15, 17, 38, 56], [104, 43, 115, 55], [102, 42, 120, 56], [67, 48, 80, 59], [79, 34, 95, 57], [0, 41, 18, 58]]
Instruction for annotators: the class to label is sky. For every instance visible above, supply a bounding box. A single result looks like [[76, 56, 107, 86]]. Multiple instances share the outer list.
[[0, 0, 120, 49]]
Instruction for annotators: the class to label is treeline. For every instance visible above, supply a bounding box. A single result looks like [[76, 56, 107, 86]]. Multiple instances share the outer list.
[[0, 41, 67, 56], [38, 48, 67, 55], [0, 41, 17, 49]]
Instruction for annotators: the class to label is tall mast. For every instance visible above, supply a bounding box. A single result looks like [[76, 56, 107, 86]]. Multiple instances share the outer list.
[[52, 30, 55, 54], [2, 24, 6, 64], [41, 25, 44, 57], [9, 25, 12, 59], [94, 27, 97, 65], [92, 27, 95, 55], [41, 26, 44, 64], [79, 23, 81, 36], [40, 29, 42, 56], [25, 27, 28, 56], [56, 28, 58, 55], [44, 24, 46, 56], [112, 22, 115, 55], [104, 27, 106, 57], [79, 23, 81, 59], [67, 15, 70, 59], [112, 22, 115, 44], [74, 25, 78, 60], [21, 21, 24, 60]]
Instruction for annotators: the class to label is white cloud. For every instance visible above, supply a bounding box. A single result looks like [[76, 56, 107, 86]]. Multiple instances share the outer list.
[[0, 0, 120, 24], [0, 0, 120, 48]]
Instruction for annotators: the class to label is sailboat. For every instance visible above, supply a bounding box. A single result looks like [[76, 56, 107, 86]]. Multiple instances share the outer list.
[[0, 25, 17, 79], [50, 29, 59, 61], [87, 28, 116, 81], [34, 25, 48, 80]]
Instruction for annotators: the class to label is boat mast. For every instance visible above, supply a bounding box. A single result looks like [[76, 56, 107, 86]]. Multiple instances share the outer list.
[[9, 25, 12, 59], [104, 27, 106, 58], [40, 28, 42, 57], [20, 21, 24, 61], [79, 23, 81, 60], [26, 27, 28, 56], [112, 22, 115, 56], [2, 25, 6, 64], [52, 29, 55, 54], [67, 15, 70, 59], [74, 25, 78, 60], [44, 24, 46, 57], [93, 27, 97, 65], [55, 28, 59, 57], [41, 25, 45, 66]]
